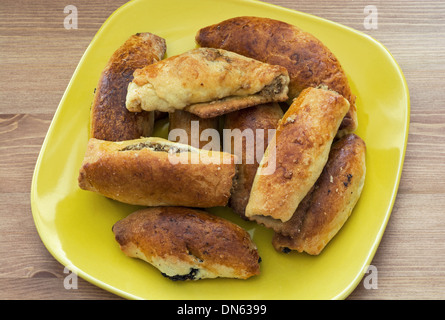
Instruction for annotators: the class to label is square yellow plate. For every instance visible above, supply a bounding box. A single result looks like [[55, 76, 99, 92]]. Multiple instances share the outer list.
[[31, 0, 409, 299]]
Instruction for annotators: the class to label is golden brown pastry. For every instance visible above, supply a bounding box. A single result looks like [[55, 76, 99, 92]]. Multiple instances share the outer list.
[[223, 103, 283, 219], [272, 133, 366, 255], [195, 16, 357, 136], [78, 137, 237, 208], [168, 110, 219, 149], [90, 32, 166, 141], [112, 207, 261, 280], [245, 87, 350, 222], [125, 47, 289, 118]]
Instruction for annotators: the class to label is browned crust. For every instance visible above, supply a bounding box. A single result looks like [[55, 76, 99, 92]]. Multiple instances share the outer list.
[[195, 16, 357, 135], [90, 33, 166, 141], [272, 133, 366, 255], [223, 103, 283, 219], [168, 110, 219, 149], [245, 87, 350, 222], [78, 137, 237, 208], [112, 207, 261, 279]]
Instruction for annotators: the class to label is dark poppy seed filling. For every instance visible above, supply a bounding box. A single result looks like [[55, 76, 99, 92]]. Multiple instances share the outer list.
[[161, 268, 199, 281]]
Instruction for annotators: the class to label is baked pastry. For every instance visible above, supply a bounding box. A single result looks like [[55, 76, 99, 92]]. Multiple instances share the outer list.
[[272, 133, 366, 255], [112, 207, 261, 280], [78, 137, 237, 207], [125, 47, 289, 118], [168, 110, 219, 149], [90, 32, 166, 141], [245, 87, 350, 222], [223, 103, 283, 219], [195, 16, 357, 136]]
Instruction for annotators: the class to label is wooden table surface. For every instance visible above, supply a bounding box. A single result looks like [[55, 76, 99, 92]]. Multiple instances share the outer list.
[[1, 0, 444, 300]]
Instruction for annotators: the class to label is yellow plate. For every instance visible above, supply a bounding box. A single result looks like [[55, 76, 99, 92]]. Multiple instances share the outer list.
[[31, 0, 409, 300]]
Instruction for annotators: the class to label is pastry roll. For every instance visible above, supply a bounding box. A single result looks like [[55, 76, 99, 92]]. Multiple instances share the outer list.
[[112, 207, 261, 280], [245, 87, 350, 222], [125, 47, 289, 118], [195, 16, 357, 136], [78, 137, 237, 208], [223, 103, 283, 219], [90, 33, 166, 141], [272, 133, 366, 255], [168, 110, 219, 149]]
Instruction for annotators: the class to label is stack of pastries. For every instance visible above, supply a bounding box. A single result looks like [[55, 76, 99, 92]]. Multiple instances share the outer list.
[[78, 17, 366, 280]]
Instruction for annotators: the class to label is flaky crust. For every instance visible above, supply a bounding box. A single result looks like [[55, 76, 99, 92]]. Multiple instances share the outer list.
[[78, 137, 237, 207], [112, 207, 261, 280], [272, 134, 366, 255], [195, 16, 357, 135], [168, 110, 219, 149], [125, 47, 289, 117], [90, 33, 166, 141], [245, 87, 350, 222], [223, 103, 283, 219]]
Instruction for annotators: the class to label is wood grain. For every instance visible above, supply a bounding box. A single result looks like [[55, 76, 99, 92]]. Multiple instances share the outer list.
[[1, 0, 444, 300]]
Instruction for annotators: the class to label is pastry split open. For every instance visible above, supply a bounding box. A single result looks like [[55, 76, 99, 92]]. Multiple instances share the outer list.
[[112, 207, 261, 280], [78, 137, 237, 208]]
